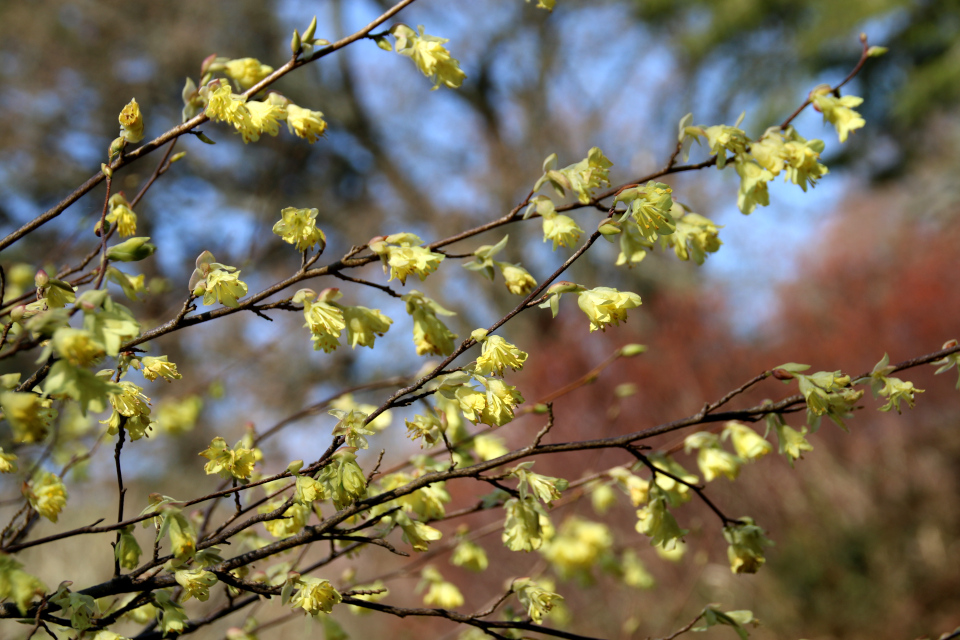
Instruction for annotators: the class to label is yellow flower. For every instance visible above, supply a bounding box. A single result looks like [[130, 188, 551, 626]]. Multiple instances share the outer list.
[[291, 577, 342, 617], [199, 436, 257, 480], [294, 289, 345, 353], [735, 158, 773, 214], [685, 432, 742, 482], [392, 25, 466, 90], [513, 578, 563, 624], [541, 518, 612, 578], [781, 130, 828, 191], [722, 421, 772, 462], [0, 392, 57, 443], [52, 328, 105, 367], [246, 100, 285, 140], [203, 267, 248, 308], [575, 287, 642, 332], [497, 262, 537, 295], [502, 496, 551, 551], [479, 378, 523, 427], [272, 207, 326, 252], [115, 525, 141, 570], [106, 193, 138, 237], [542, 214, 583, 249], [403, 291, 457, 356], [24, 471, 68, 522], [370, 233, 445, 284], [223, 57, 274, 89], [202, 81, 251, 129], [261, 501, 310, 538], [451, 540, 488, 572], [812, 92, 865, 143], [635, 486, 687, 550], [397, 512, 443, 551], [776, 423, 814, 462], [422, 573, 464, 609], [175, 569, 218, 602], [118, 98, 144, 144], [140, 356, 181, 382], [342, 305, 393, 349], [0, 448, 17, 473], [475, 334, 527, 377], [749, 128, 786, 175], [724, 518, 773, 574], [285, 103, 327, 143]]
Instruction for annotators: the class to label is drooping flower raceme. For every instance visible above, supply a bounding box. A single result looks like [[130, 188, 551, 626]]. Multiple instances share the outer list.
[[811, 88, 866, 143], [223, 57, 274, 89], [285, 103, 328, 143], [118, 98, 144, 144], [189, 252, 248, 308], [391, 24, 466, 90], [23, 471, 68, 522], [273, 207, 326, 252], [473, 330, 528, 377], [576, 287, 642, 332], [402, 291, 457, 356], [106, 193, 138, 237], [370, 233, 445, 285], [513, 578, 563, 624], [290, 577, 342, 617]]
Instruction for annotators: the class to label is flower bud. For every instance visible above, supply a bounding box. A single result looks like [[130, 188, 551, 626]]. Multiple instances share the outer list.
[[619, 344, 647, 357], [106, 237, 156, 262], [34, 269, 49, 288]]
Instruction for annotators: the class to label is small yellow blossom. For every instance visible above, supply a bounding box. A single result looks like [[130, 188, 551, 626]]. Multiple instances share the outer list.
[[542, 214, 583, 249], [370, 233, 445, 285], [224, 57, 274, 89], [724, 518, 773, 574], [285, 103, 328, 143], [199, 436, 257, 480], [0, 448, 17, 473], [735, 158, 773, 214], [576, 287, 642, 332], [403, 291, 457, 356], [202, 266, 248, 308], [52, 328, 105, 367], [392, 25, 466, 90], [140, 355, 181, 382], [291, 577, 341, 617], [497, 262, 537, 295], [115, 525, 141, 570], [0, 392, 57, 443], [451, 540, 488, 572], [203, 80, 251, 130], [475, 334, 528, 377], [118, 98, 144, 144], [513, 578, 563, 624], [420, 567, 463, 609], [294, 289, 345, 353], [342, 305, 393, 349], [106, 193, 138, 237], [246, 100, 285, 139], [722, 421, 772, 462], [812, 92, 865, 143], [24, 471, 68, 522], [261, 501, 311, 538], [175, 569, 218, 602], [273, 207, 326, 252]]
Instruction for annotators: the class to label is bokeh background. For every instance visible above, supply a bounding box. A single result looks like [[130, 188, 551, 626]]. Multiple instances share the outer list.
[[1, 0, 959, 638]]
